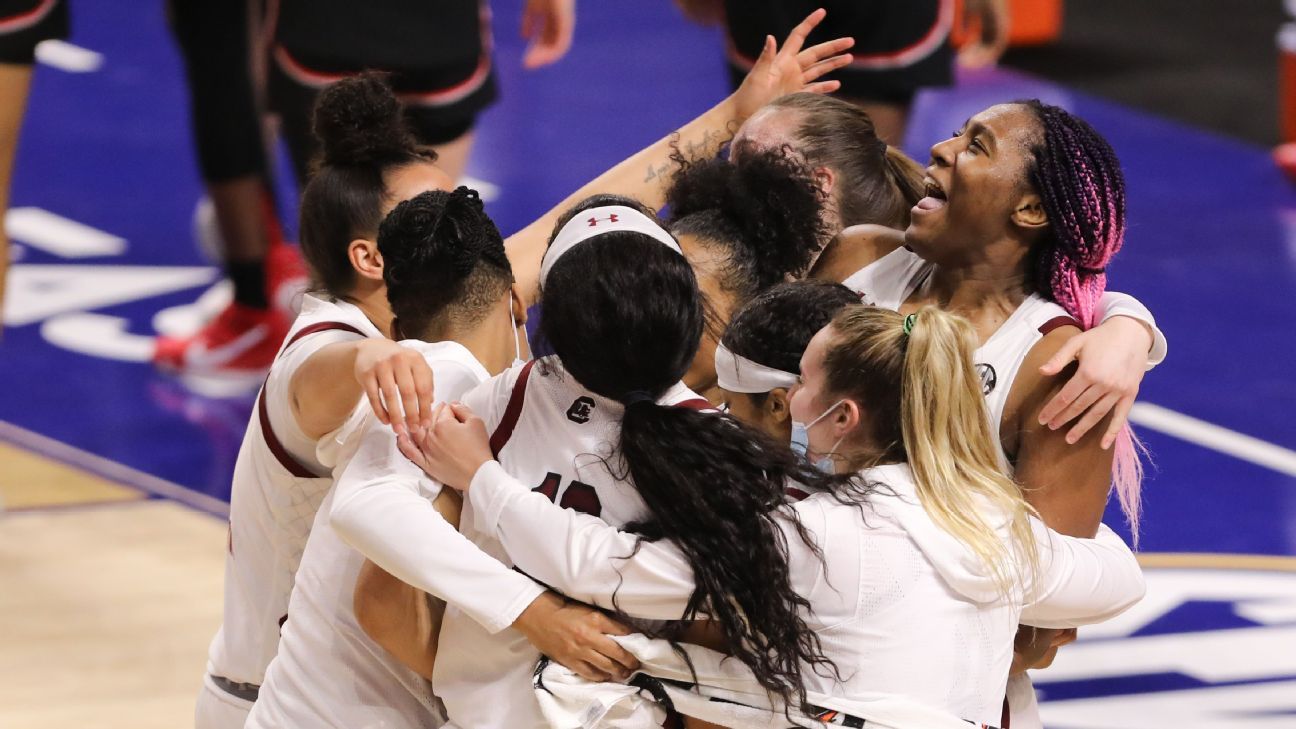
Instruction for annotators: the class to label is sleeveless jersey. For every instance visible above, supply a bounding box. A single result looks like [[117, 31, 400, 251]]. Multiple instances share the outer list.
[[247, 340, 490, 729], [843, 248, 1077, 465], [205, 294, 383, 686], [433, 356, 710, 729]]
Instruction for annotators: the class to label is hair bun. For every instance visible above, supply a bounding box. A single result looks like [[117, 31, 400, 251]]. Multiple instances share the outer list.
[[666, 149, 826, 287], [313, 73, 415, 166]]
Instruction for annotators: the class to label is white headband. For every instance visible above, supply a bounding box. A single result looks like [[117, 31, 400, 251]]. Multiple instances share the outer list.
[[540, 205, 683, 284], [714, 343, 799, 394]]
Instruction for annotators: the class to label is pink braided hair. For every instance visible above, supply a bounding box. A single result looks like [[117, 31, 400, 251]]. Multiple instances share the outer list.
[[1021, 100, 1144, 541]]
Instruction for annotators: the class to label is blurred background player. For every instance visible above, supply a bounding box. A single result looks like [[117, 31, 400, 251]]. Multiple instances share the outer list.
[[154, 0, 303, 376], [270, 0, 575, 184], [0, 0, 69, 332], [155, 0, 576, 377], [676, 0, 1009, 144]]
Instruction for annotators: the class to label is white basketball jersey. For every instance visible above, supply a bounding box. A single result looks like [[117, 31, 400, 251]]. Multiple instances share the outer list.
[[206, 294, 384, 686], [433, 356, 710, 729], [843, 248, 1076, 465], [247, 340, 489, 729]]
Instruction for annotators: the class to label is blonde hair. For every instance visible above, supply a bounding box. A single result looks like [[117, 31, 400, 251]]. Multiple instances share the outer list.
[[822, 306, 1039, 595]]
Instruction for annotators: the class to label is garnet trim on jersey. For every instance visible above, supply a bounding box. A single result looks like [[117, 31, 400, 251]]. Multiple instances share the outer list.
[[488, 361, 717, 456], [257, 321, 367, 478], [489, 359, 538, 456], [1038, 315, 1081, 336]]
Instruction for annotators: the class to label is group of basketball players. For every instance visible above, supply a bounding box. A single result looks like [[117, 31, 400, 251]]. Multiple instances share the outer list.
[[195, 10, 1166, 729]]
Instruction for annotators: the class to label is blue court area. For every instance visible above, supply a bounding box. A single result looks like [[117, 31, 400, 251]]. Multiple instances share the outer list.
[[1, 2, 1293, 726]]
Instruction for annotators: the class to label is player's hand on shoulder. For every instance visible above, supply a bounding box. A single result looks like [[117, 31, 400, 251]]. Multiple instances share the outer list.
[[732, 9, 855, 119], [354, 338, 435, 436], [397, 402, 492, 491], [1037, 317, 1153, 449], [513, 591, 640, 682]]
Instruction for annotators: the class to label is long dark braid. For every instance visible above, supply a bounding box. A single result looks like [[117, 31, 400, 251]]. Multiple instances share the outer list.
[[540, 195, 841, 711], [1018, 99, 1142, 535]]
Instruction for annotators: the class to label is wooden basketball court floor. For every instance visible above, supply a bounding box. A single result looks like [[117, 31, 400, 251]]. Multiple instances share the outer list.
[[0, 441, 224, 729]]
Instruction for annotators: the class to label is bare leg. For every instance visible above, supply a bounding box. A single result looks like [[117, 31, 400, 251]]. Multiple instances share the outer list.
[[208, 176, 270, 264], [0, 62, 33, 332], [429, 129, 476, 183]]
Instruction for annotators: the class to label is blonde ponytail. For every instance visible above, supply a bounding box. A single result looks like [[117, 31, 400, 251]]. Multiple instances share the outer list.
[[900, 307, 1039, 595], [822, 305, 1040, 596]]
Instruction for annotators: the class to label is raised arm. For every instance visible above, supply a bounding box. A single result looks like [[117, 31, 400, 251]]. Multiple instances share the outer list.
[[504, 9, 855, 303]]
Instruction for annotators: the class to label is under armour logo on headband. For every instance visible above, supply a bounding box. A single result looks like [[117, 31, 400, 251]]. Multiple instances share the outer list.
[[541, 204, 684, 285]]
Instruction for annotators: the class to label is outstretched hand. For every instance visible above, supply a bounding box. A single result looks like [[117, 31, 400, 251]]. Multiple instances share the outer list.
[[397, 402, 493, 491], [732, 8, 855, 120]]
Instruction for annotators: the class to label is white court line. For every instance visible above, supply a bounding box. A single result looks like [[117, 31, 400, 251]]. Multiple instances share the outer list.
[[34, 40, 103, 73], [1130, 402, 1296, 477]]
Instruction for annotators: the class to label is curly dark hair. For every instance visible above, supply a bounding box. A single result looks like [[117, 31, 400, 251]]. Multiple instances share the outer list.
[[539, 195, 843, 711], [299, 72, 437, 297], [665, 146, 829, 301], [377, 187, 511, 341], [723, 280, 861, 375]]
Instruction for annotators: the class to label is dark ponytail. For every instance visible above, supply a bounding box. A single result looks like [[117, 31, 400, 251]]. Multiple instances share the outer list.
[[540, 196, 837, 710], [723, 280, 861, 375], [299, 72, 437, 297], [377, 187, 511, 342]]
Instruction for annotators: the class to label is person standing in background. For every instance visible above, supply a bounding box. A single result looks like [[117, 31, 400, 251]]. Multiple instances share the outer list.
[[677, 0, 1009, 144], [156, 0, 576, 377], [155, 0, 305, 376], [270, 0, 576, 184]]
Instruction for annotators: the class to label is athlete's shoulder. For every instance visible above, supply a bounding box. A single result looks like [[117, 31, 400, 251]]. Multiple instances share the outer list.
[[466, 358, 539, 451], [809, 224, 907, 285], [277, 295, 380, 363]]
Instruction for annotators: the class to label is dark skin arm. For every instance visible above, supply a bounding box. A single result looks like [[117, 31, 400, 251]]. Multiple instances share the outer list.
[[1004, 326, 1116, 538], [1002, 327, 1116, 671], [806, 224, 906, 284]]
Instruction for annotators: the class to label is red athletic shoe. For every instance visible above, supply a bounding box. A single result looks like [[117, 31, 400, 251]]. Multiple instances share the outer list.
[[266, 242, 309, 315], [260, 191, 310, 316], [153, 301, 290, 375]]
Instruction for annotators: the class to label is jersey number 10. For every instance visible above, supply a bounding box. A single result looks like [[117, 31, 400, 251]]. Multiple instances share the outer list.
[[533, 472, 602, 517]]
